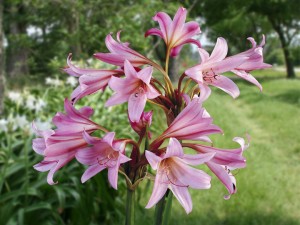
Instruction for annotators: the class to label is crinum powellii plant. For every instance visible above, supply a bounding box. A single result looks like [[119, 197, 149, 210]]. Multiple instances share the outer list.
[[32, 7, 271, 225]]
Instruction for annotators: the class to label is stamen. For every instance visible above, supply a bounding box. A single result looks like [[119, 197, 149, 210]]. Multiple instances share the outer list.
[[202, 68, 219, 83]]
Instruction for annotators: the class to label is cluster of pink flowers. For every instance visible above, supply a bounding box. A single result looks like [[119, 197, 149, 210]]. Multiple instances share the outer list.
[[33, 7, 270, 214]]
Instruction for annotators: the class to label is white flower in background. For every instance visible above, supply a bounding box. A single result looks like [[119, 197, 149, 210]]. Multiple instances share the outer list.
[[26, 95, 36, 110], [0, 119, 9, 133], [35, 98, 47, 112], [34, 119, 52, 130], [7, 91, 22, 103], [45, 77, 63, 87], [12, 115, 29, 131], [52, 78, 63, 86], [45, 77, 53, 85], [66, 76, 78, 87], [86, 58, 93, 65]]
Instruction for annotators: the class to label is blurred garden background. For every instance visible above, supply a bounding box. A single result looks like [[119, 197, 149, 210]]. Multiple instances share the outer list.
[[0, 0, 299, 224]]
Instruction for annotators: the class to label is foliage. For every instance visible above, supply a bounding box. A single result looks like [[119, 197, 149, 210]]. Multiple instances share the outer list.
[[3, 0, 180, 80], [0, 74, 132, 225]]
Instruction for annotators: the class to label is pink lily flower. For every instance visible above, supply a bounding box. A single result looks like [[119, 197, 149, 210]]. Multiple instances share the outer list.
[[151, 96, 222, 148], [63, 54, 123, 103], [129, 111, 153, 139], [105, 60, 160, 122], [33, 99, 102, 185], [94, 32, 152, 67], [184, 136, 249, 199], [230, 35, 272, 91], [185, 37, 249, 98], [145, 138, 214, 213], [76, 131, 131, 189], [145, 7, 201, 57]]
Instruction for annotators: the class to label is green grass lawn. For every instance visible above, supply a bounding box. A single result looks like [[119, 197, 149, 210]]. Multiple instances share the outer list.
[[134, 73, 300, 225]]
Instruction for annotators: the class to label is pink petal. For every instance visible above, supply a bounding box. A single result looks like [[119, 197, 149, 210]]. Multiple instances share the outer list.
[[32, 138, 46, 155], [145, 28, 164, 38], [152, 12, 172, 41], [46, 159, 68, 185], [145, 175, 168, 209], [71, 86, 82, 102], [34, 161, 56, 172], [145, 150, 162, 170], [108, 166, 119, 190], [247, 37, 257, 48], [76, 147, 100, 165], [182, 93, 191, 104], [146, 85, 160, 99], [210, 56, 248, 74], [81, 164, 106, 183], [233, 136, 250, 151], [185, 65, 203, 83], [137, 66, 153, 84], [124, 60, 138, 79], [94, 53, 126, 67], [78, 106, 94, 118], [206, 162, 236, 198], [32, 121, 54, 138], [231, 69, 262, 91], [208, 37, 228, 62], [66, 54, 110, 76], [180, 21, 201, 43], [170, 38, 201, 57], [198, 48, 210, 63], [208, 75, 240, 98], [172, 7, 187, 35], [103, 132, 115, 146], [182, 152, 215, 165], [170, 44, 184, 57], [164, 138, 184, 158], [108, 76, 135, 92], [82, 130, 99, 145], [105, 92, 130, 107], [119, 154, 132, 164], [169, 185, 192, 214], [185, 142, 246, 168], [105, 33, 123, 54], [128, 89, 147, 122], [45, 137, 86, 157], [259, 34, 266, 47], [171, 158, 211, 189], [198, 83, 211, 102]]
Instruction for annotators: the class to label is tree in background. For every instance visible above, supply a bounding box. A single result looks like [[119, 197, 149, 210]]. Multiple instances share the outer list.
[[0, 0, 4, 114], [2, 0, 184, 85], [248, 0, 299, 79]]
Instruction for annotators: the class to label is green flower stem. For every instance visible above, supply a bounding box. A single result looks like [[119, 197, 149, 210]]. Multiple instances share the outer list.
[[125, 188, 135, 225], [162, 192, 173, 225], [154, 190, 173, 225]]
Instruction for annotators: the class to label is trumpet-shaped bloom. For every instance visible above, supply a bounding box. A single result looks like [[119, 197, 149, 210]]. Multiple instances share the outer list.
[[94, 32, 152, 67], [145, 138, 214, 213], [129, 111, 153, 138], [186, 36, 270, 98], [145, 7, 201, 57], [230, 35, 272, 91], [76, 132, 131, 189], [64, 54, 123, 103], [185, 38, 248, 98], [33, 99, 101, 184], [184, 136, 249, 199], [152, 96, 221, 148], [105, 60, 160, 122]]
